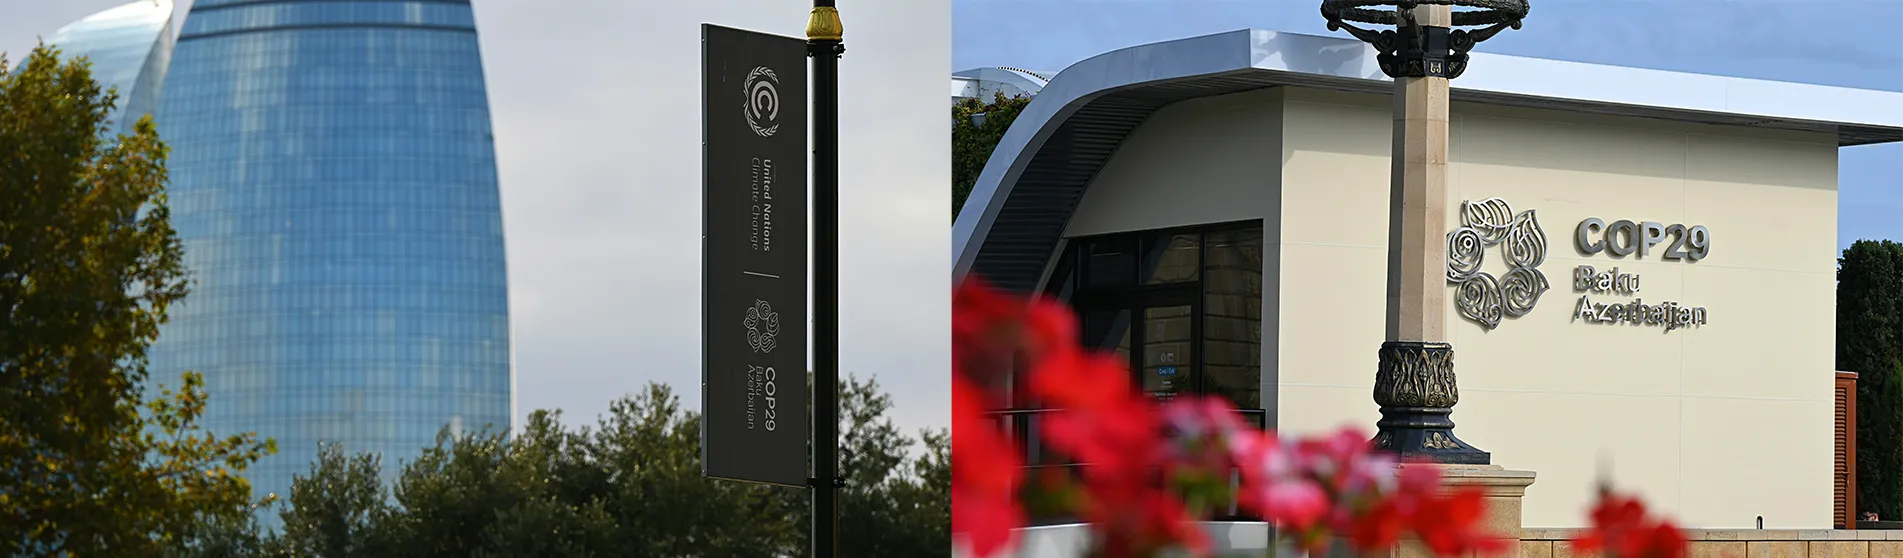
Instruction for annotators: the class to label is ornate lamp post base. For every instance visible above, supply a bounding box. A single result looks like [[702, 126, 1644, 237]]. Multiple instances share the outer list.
[[1370, 341, 1490, 465]]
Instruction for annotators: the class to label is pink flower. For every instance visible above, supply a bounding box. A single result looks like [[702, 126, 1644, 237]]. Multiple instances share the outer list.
[[1232, 430, 1300, 480], [1162, 397, 1247, 440], [1338, 449, 1400, 497], [1247, 478, 1330, 529], [1398, 463, 1441, 493], [1159, 398, 1249, 472]]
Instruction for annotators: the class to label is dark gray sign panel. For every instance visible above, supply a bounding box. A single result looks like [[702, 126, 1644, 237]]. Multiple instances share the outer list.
[[701, 24, 809, 487]]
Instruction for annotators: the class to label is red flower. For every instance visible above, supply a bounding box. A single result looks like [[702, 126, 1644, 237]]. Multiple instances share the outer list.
[[1041, 410, 1154, 472], [1571, 488, 1687, 558], [952, 376, 1023, 558], [1028, 349, 1168, 480], [1412, 488, 1505, 556], [1641, 524, 1689, 558], [1137, 491, 1213, 556], [1027, 349, 1135, 412], [953, 278, 1078, 400], [1079, 487, 1210, 558], [1347, 498, 1407, 550]]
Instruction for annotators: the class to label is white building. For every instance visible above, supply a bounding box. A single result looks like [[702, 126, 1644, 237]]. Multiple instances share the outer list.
[[953, 29, 1903, 549], [953, 66, 1051, 104]]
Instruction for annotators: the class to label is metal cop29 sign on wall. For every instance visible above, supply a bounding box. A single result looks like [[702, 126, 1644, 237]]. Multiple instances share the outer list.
[[1444, 198, 1712, 333], [701, 24, 809, 487], [1570, 217, 1709, 331]]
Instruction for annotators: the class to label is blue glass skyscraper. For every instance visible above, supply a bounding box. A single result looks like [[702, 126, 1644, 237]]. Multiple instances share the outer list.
[[42, 0, 176, 138], [151, 0, 513, 512]]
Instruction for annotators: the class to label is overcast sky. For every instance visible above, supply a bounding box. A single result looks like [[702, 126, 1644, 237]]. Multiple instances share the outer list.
[[954, 0, 1903, 250], [2, 0, 951, 435]]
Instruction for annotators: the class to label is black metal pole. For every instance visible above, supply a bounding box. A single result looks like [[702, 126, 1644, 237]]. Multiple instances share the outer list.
[[805, 3, 843, 558]]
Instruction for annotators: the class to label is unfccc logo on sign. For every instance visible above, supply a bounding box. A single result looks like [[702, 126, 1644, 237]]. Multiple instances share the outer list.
[[743, 66, 781, 137]]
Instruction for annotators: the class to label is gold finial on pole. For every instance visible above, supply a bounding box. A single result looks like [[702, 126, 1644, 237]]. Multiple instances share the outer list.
[[806, 6, 843, 41]]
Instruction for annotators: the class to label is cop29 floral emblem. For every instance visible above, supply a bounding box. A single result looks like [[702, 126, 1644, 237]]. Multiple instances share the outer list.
[[1446, 198, 1550, 330], [743, 66, 781, 138], [744, 299, 781, 353]]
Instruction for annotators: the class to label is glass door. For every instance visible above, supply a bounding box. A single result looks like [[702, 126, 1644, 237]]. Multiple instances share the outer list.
[[1139, 304, 1195, 402], [1078, 287, 1200, 403]]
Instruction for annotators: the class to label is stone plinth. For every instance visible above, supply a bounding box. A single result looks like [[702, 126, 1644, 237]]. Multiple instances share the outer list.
[[1436, 465, 1539, 557]]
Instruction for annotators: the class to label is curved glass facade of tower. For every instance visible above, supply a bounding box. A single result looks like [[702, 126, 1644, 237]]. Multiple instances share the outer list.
[[151, 0, 513, 510], [44, 0, 176, 138]]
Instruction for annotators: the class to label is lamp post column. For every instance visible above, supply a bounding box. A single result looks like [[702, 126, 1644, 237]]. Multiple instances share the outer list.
[[1322, 4, 1539, 553], [1387, 4, 1451, 349], [1321, 0, 1529, 464], [1372, 3, 1489, 464]]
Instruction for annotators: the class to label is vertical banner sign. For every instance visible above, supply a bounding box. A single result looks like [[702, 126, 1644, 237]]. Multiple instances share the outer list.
[[701, 24, 809, 487]]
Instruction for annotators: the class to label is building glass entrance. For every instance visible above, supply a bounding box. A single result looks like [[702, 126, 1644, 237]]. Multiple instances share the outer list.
[[1046, 222, 1264, 412]]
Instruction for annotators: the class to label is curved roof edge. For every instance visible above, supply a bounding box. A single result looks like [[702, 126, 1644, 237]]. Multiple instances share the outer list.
[[952, 28, 1903, 287]]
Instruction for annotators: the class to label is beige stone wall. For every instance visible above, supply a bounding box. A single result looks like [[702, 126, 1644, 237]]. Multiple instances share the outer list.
[[1273, 87, 1840, 529], [1522, 529, 1903, 558], [1062, 88, 1285, 239]]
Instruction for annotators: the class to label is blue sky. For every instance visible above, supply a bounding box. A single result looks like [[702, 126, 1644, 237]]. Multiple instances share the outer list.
[[954, 0, 1903, 251]]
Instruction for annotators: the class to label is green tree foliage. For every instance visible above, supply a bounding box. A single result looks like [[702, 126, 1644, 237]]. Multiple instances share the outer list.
[[194, 376, 947, 557], [164, 513, 274, 558], [0, 45, 275, 555], [1838, 240, 1903, 519], [952, 92, 1033, 218], [274, 445, 393, 556]]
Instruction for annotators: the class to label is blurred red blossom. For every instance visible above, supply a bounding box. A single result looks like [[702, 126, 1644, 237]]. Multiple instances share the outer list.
[[1572, 488, 1688, 558], [951, 277, 1685, 558], [951, 376, 1022, 558]]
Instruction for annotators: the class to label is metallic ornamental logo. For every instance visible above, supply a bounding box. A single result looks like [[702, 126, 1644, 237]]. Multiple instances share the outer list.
[[1445, 198, 1550, 330], [743, 299, 781, 353], [743, 66, 781, 137]]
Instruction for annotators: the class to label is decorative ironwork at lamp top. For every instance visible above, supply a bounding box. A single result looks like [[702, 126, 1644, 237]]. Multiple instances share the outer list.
[[1446, 198, 1549, 330], [1320, 0, 1530, 79]]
